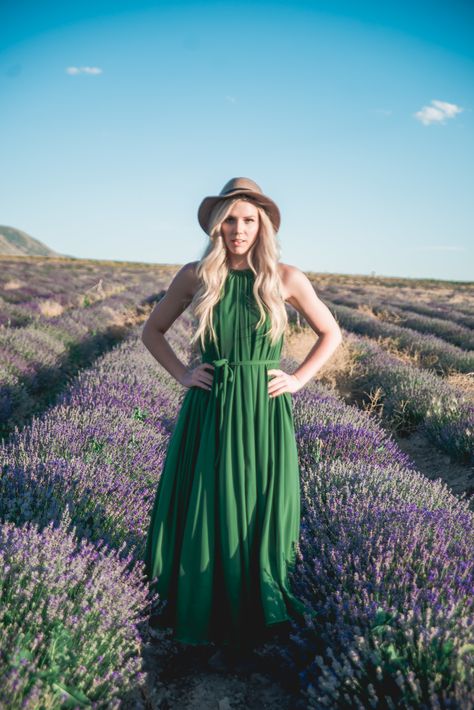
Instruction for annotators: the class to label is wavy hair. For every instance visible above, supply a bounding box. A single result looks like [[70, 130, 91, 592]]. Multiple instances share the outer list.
[[189, 196, 288, 351]]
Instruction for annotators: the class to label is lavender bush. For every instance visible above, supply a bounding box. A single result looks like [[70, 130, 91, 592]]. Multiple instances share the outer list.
[[0, 279, 168, 437], [299, 300, 474, 375], [0, 318, 191, 559], [0, 256, 171, 326], [0, 507, 154, 709], [317, 280, 474, 329], [290, 378, 415, 472], [289, 457, 474, 708], [319, 290, 474, 350], [0, 319, 193, 707], [343, 332, 473, 464]]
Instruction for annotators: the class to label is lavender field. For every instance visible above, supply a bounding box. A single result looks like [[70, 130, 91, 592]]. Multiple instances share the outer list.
[[0, 256, 170, 438], [1, 258, 473, 709]]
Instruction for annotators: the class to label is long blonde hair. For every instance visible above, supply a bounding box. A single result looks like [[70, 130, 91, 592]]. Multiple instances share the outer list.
[[189, 196, 288, 351]]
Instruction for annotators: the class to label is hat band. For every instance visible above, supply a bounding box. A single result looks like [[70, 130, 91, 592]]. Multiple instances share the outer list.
[[221, 187, 256, 197]]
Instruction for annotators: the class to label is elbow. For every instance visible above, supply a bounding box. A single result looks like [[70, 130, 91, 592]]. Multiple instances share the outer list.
[[320, 326, 342, 343], [141, 323, 165, 343], [330, 320, 343, 343], [319, 327, 343, 351]]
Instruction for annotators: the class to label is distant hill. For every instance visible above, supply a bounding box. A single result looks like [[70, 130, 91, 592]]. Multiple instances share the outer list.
[[0, 225, 63, 257]]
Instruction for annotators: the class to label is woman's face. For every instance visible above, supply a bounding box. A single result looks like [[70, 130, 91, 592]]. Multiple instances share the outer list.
[[220, 199, 260, 259]]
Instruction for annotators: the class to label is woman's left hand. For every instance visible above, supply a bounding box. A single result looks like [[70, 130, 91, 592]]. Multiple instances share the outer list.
[[267, 369, 303, 398]]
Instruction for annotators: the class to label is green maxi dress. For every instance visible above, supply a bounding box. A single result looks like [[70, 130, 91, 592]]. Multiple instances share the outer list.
[[144, 267, 308, 649]]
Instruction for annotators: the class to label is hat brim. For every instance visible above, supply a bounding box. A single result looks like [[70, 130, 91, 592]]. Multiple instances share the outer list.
[[198, 191, 281, 235]]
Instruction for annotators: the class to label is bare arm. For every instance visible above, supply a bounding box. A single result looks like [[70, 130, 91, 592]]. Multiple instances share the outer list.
[[284, 265, 343, 387], [141, 262, 199, 385]]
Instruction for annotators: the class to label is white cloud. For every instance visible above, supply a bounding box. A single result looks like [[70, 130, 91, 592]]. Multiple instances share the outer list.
[[66, 66, 103, 75], [414, 99, 463, 125]]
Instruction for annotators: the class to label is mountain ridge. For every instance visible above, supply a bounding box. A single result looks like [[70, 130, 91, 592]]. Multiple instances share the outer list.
[[0, 225, 63, 257]]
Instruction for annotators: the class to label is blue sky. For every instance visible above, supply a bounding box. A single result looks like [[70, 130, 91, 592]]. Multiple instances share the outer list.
[[1, 1, 473, 281]]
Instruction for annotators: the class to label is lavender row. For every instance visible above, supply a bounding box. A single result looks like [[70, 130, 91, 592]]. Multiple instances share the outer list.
[[297, 299, 474, 375], [339, 330, 473, 464], [319, 290, 474, 351], [0, 316, 193, 707], [317, 278, 474, 327], [291, 453, 474, 709], [0, 510, 150, 709], [1, 281, 130, 328], [0, 257, 171, 327], [284, 374, 474, 707], [0, 279, 168, 438], [1, 315, 192, 555], [386, 296, 474, 330], [0, 270, 164, 331]]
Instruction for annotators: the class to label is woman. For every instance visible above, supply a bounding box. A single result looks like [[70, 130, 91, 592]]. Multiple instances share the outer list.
[[141, 177, 342, 666]]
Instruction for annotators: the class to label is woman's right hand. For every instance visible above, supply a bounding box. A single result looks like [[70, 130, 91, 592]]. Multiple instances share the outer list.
[[180, 362, 215, 391]]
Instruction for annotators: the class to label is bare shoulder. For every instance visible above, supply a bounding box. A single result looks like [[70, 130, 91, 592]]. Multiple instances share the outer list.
[[142, 261, 200, 336], [160, 260, 201, 305], [277, 262, 342, 339], [175, 260, 201, 299], [277, 262, 309, 305]]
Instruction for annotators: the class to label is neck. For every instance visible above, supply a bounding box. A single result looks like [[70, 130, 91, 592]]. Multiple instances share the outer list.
[[228, 260, 249, 270]]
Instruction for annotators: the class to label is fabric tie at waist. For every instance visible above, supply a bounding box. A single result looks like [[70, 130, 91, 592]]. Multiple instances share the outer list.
[[208, 357, 281, 385], [204, 357, 281, 439]]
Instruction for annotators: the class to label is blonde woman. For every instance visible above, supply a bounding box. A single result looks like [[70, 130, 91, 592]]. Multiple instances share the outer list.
[[142, 177, 342, 669]]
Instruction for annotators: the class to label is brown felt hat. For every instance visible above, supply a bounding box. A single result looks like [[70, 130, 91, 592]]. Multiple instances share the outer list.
[[197, 177, 281, 235]]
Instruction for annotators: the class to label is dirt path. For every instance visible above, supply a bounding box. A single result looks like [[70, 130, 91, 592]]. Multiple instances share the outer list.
[[123, 626, 307, 709], [391, 430, 474, 507]]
